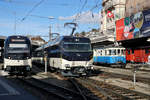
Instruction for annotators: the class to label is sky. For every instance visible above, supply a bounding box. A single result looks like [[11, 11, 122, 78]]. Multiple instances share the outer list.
[[0, 0, 102, 41]]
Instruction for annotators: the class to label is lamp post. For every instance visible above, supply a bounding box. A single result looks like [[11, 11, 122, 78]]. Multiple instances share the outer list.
[[30, 15, 55, 73]]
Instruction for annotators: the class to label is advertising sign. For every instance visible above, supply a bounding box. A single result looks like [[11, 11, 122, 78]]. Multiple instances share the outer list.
[[116, 9, 150, 41]]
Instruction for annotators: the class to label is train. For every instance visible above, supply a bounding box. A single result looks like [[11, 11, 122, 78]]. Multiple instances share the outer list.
[[126, 46, 150, 64], [93, 45, 126, 68], [4, 35, 32, 75], [32, 36, 93, 76]]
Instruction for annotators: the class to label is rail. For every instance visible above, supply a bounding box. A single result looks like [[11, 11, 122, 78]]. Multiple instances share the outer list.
[[18, 77, 97, 100]]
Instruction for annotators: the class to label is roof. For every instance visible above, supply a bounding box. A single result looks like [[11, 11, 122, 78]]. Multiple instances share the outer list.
[[0, 36, 6, 40]]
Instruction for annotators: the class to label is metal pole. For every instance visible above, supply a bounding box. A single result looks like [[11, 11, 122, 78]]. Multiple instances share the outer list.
[[49, 25, 51, 41], [14, 12, 16, 34], [45, 55, 47, 74], [133, 70, 136, 86]]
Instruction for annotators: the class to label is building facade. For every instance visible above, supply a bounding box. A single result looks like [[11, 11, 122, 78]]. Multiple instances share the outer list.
[[125, 0, 150, 17], [101, 0, 126, 40]]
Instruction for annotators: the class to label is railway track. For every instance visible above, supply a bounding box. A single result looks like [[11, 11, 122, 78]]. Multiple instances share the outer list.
[[99, 72, 150, 85], [69, 78, 106, 100], [32, 63, 150, 99], [77, 78, 150, 100], [125, 68, 150, 72], [31, 65, 101, 99], [17, 77, 97, 100], [95, 65, 150, 73]]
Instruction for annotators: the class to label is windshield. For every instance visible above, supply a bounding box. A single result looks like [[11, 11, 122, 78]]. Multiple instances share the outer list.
[[63, 42, 92, 52], [7, 43, 30, 52]]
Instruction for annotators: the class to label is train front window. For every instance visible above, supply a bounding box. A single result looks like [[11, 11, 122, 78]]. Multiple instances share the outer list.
[[7, 43, 30, 52], [63, 42, 91, 52], [9, 44, 28, 48]]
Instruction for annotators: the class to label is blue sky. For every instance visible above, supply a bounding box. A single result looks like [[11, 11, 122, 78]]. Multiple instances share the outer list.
[[0, 0, 101, 41]]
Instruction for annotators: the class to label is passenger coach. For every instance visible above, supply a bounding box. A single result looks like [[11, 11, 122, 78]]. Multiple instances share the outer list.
[[4, 35, 32, 75], [34, 36, 93, 76]]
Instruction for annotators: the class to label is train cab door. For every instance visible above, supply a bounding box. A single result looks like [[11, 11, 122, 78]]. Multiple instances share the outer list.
[[129, 49, 135, 63], [126, 48, 131, 63]]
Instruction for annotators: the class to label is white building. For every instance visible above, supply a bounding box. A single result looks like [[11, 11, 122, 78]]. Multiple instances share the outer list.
[[101, 0, 126, 41]]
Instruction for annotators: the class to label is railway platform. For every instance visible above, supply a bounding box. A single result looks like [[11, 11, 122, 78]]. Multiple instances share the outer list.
[[0, 71, 39, 100]]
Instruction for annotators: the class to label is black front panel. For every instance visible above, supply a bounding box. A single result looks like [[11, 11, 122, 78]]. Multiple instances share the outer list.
[[62, 52, 93, 61], [5, 53, 31, 60]]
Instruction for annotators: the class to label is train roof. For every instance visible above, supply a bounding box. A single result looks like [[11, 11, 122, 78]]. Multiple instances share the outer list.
[[5, 35, 30, 41], [6, 35, 29, 38], [5, 35, 31, 44], [35, 36, 90, 51]]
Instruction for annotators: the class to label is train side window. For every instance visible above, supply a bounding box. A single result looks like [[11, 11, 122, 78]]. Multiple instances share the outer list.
[[105, 50, 107, 56], [109, 50, 111, 55], [111, 49, 116, 55], [118, 49, 120, 55], [101, 50, 103, 56], [114, 49, 116, 55], [145, 49, 149, 54], [121, 49, 123, 55]]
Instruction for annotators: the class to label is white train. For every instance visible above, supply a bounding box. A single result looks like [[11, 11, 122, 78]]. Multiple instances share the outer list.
[[4, 35, 32, 75], [33, 36, 93, 76]]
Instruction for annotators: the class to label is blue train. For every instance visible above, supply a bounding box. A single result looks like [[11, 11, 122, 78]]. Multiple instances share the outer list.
[[93, 46, 126, 67]]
